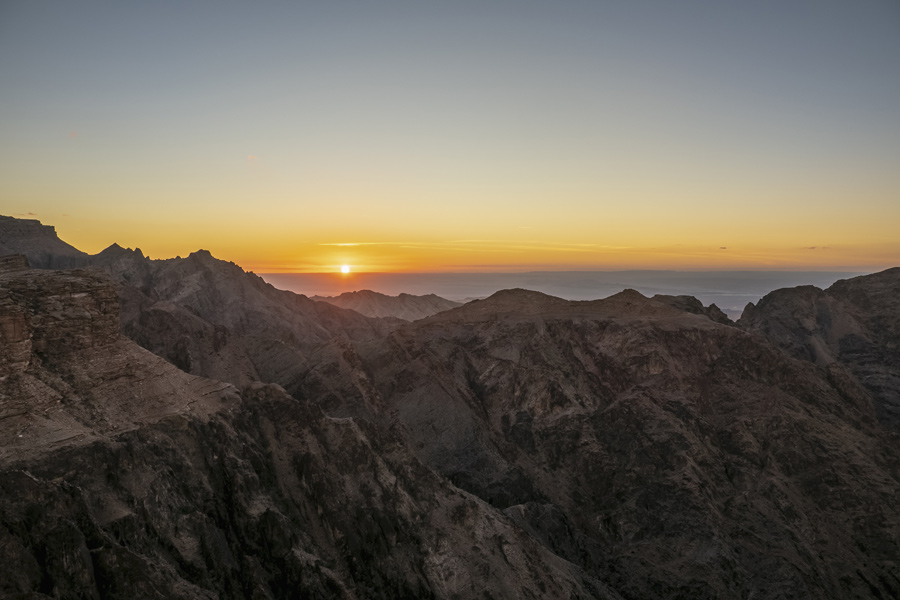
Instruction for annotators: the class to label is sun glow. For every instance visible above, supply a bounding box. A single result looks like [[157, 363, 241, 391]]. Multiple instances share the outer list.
[[341, 264, 350, 274]]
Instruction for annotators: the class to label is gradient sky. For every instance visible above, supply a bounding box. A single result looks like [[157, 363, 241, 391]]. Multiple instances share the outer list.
[[2, 1, 898, 272]]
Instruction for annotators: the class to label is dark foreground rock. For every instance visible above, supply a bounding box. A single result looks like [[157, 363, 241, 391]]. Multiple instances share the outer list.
[[0, 266, 614, 599], [300, 287, 900, 599]]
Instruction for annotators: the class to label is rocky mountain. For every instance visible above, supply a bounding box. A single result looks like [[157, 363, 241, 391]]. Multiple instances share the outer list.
[[0, 216, 403, 387], [311, 289, 462, 321], [298, 287, 900, 599], [0, 215, 91, 269], [2, 215, 900, 599], [0, 259, 618, 599], [88, 245, 400, 392], [652, 293, 732, 324], [740, 267, 900, 429]]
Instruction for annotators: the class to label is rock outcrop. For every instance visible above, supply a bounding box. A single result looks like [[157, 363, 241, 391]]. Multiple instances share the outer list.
[[740, 267, 900, 429], [0, 215, 91, 269], [652, 293, 732, 324]]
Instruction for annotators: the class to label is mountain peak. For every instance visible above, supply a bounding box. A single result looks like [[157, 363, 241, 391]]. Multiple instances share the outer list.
[[0, 215, 90, 269]]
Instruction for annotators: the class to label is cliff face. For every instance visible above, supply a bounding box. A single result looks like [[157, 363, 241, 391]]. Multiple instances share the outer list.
[[0, 216, 91, 269], [0, 266, 237, 463]]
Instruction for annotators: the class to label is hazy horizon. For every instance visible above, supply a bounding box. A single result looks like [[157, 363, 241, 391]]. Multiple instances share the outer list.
[[262, 269, 868, 318]]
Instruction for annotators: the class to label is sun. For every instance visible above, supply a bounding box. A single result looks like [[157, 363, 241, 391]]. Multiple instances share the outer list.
[[340, 264, 350, 274]]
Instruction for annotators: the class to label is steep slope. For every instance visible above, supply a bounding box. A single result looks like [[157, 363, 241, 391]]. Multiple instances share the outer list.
[[299, 287, 900, 600], [312, 289, 462, 321], [0, 215, 91, 269], [88, 245, 401, 391], [740, 268, 900, 428], [652, 293, 732, 324], [0, 262, 238, 463], [0, 264, 616, 599]]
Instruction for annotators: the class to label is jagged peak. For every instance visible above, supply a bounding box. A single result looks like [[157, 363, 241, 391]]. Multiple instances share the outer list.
[[97, 243, 144, 259]]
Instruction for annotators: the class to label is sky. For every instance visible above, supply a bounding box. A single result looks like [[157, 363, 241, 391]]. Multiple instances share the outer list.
[[1, 0, 898, 273]]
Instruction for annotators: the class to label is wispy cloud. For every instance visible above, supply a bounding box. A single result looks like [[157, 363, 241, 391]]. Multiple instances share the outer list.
[[319, 242, 405, 247], [319, 240, 632, 253]]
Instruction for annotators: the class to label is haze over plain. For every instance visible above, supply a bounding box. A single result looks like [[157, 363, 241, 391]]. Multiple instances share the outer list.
[[1, 1, 898, 273]]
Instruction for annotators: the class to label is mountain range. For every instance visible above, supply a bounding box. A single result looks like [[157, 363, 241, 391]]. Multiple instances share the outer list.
[[1, 214, 898, 599]]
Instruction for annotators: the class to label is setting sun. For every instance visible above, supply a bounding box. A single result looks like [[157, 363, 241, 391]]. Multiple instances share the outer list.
[[341, 265, 350, 274]]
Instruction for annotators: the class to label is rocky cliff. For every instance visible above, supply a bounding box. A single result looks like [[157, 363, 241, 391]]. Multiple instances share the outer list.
[[0, 216, 91, 269], [740, 268, 900, 429], [0, 265, 618, 599]]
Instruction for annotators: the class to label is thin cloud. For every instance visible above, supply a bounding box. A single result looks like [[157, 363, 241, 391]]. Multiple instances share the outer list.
[[68, 131, 77, 138], [720, 247, 727, 250], [320, 240, 632, 253], [319, 242, 414, 247]]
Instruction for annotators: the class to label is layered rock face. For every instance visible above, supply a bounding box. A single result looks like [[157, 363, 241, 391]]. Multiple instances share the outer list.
[[312, 289, 462, 321], [0, 266, 237, 462], [0, 216, 91, 269]]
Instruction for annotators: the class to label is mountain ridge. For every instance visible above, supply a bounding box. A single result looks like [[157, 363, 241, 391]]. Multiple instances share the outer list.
[[311, 289, 462, 321]]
